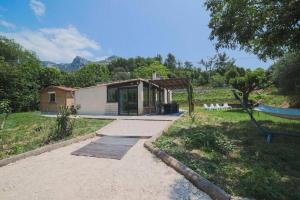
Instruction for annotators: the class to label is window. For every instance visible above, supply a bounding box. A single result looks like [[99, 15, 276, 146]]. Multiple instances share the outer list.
[[107, 87, 118, 102], [143, 85, 149, 106], [49, 92, 56, 103]]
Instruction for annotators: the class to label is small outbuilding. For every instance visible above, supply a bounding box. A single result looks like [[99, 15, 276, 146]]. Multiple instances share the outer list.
[[40, 86, 76, 113]]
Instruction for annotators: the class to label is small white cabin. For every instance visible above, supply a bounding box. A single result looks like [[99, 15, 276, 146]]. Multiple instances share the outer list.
[[75, 79, 172, 115]]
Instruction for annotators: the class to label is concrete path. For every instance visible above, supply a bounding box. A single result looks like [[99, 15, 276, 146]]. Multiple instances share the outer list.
[[96, 119, 172, 138], [0, 120, 211, 200]]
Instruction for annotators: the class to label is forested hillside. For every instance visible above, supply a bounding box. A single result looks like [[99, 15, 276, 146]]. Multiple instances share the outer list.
[[1, 36, 299, 112]]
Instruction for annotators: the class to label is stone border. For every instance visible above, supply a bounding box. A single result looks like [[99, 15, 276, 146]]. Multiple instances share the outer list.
[[144, 118, 231, 200], [0, 132, 97, 168]]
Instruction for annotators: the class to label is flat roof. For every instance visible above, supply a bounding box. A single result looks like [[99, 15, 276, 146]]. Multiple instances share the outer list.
[[78, 78, 160, 90], [40, 85, 76, 92]]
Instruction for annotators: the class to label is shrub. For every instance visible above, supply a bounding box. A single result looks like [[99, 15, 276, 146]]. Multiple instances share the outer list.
[[184, 128, 233, 154], [47, 106, 75, 142]]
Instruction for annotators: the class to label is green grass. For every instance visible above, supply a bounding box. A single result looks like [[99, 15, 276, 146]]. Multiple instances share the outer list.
[[154, 108, 300, 200], [173, 87, 237, 106], [173, 86, 289, 107], [0, 112, 112, 160]]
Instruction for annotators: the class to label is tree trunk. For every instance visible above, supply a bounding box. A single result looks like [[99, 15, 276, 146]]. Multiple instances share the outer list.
[[242, 93, 249, 108]]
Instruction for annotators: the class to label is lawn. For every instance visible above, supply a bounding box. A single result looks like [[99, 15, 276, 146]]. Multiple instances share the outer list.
[[173, 86, 289, 107], [154, 108, 300, 200], [0, 112, 112, 160]]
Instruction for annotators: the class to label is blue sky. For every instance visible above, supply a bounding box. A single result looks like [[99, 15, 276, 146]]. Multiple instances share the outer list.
[[0, 0, 272, 68]]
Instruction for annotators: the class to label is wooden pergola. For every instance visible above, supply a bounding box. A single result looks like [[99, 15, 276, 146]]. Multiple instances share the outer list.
[[150, 78, 194, 115]]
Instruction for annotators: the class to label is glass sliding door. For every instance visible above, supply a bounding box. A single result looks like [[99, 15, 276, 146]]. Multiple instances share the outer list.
[[119, 87, 138, 115]]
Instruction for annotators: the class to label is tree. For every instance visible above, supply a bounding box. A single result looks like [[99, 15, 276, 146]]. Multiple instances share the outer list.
[[155, 54, 163, 64], [213, 52, 235, 75], [211, 73, 225, 87], [164, 53, 177, 70], [112, 72, 131, 81], [184, 61, 193, 69], [225, 67, 240, 83], [133, 61, 169, 79], [39, 67, 62, 88], [230, 68, 266, 106], [270, 53, 300, 106], [74, 63, 110, 87], [0, 37, 42, 111], [271, 53, 300, 94], [205, 0, 300, 60]]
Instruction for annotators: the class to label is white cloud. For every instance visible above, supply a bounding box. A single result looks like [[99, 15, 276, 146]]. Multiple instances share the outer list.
[[0, 19, 16, 29], [1, 26, 101, 63], [30, 0, 46, 17]]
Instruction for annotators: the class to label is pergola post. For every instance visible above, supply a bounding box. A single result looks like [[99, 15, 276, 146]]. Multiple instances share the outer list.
[[149, 78, 193, 115], [187, 81, 194, 116]]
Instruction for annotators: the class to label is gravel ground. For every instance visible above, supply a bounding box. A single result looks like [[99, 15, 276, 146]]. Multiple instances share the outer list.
[[0, 120, 211, 200]]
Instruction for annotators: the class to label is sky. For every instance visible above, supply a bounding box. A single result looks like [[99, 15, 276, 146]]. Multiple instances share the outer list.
[[0, 0, 273, 68]]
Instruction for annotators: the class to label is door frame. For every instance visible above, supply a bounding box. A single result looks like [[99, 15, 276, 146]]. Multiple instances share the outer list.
[[118, 86, 138, 116]]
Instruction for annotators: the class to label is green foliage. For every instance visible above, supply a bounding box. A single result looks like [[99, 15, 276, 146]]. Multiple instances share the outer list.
[[48, 107, 75, 141], [63, 63, 111, 87], [199, 52, 235, 75], [0, 37, 42, 111], [230, 68, 266, 105], [154, 107, 300, 199], [39, 67, 62, 88], [268, 53, 300, 107], [224, 67, 239, 83], [183, 128, 233, 154], [112, 72, 131, 81], [0, 100, 11, 115], [205, 0, 300, 60], [271, 53, 300, 93], [240, 167, 285, 199], [164, 53, 177, 70], [210, 73, 225, 87], [133, 61, 169, 79], [0, 112, 111, 159]]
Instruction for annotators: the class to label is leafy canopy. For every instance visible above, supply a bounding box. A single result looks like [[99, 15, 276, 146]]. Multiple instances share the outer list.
[[230, 68, 266, 104], [133, 61, 169, 79], [205, 0, 300, 60]]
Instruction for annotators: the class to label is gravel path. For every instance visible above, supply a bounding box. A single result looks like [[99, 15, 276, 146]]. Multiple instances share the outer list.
[[0, 120, 211, 200]]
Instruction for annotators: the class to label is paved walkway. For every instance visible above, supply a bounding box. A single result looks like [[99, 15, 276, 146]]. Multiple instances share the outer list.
[[0, 120, 211, 200]]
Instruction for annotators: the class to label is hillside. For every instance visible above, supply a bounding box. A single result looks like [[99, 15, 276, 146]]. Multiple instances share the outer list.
[[41, 56, 119, 71], [173, 87, 289, 107]]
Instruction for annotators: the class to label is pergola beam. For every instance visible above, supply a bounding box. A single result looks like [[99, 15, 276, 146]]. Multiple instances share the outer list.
[[150, 78, 194, 115]]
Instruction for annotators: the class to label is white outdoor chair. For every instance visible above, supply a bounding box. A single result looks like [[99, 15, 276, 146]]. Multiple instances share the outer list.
[[216, 103, 222, 110], [223, 103, 232, 110], [203, 104, 210, 110], [210, 104, 215, 110]]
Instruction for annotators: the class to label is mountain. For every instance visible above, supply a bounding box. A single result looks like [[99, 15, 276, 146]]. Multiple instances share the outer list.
[[41, 61, 57, 67], [42, 56, 119, 71]]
